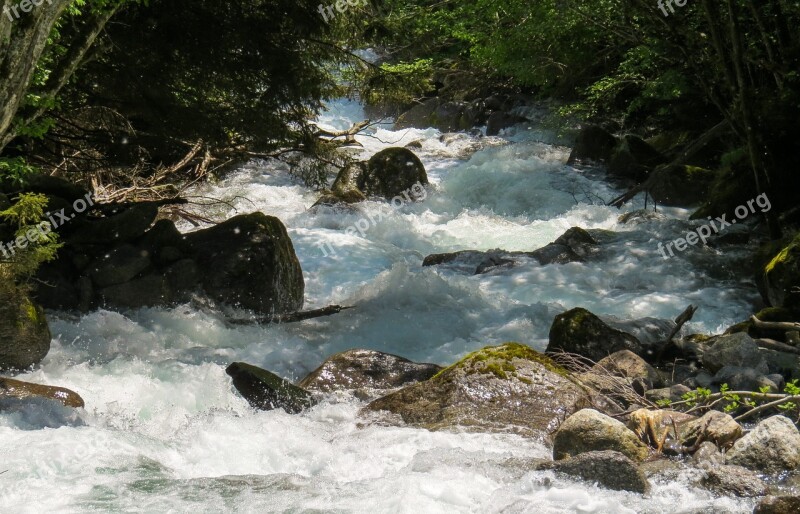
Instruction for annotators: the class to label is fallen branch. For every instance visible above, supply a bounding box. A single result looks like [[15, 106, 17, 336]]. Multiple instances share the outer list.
[[751, 315, 800, 332], [654, 304, 698, 365], [227, 305, 352, 325], [734, 395, 800, 422], [756, 338, 800, 355]]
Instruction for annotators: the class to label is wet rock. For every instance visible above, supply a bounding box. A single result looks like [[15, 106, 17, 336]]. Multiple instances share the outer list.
[[298, 349, 442, 392], [527, 243, 582, 265], [701, 332, 768, 375], [727, 415, 800, 473], [679, 411, 743, 450], [0, 288, 50, 371], [89, 244, 152, 288], [68, 202, 158, 244], [431, 101, 470, 132], [184, 212, 305, 315], [552, 227, 598, 258], [618, 209, 667, 225], [547, 307, 643, 362], [700, 465, 767, 498], [226, 362, 316, 413], [486, 111, 527, 136], [567, 125, 617, 165], [364, 343, 590, 437], [0, 397, 85, 430], [691, 441, 724, 468], [0, 377, 84, 408], [551, 450, 650, 494], [358, 148, 428, 199], [754, 495, 800, 514], [553, 409, 650, 462]]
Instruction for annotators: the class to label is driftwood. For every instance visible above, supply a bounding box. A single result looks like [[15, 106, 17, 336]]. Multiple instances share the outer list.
[[654, 304, 698, 365], [227, 305, 352, 326], [756, 337, 800, 355], [315, 120, 371, 147], [751, 315, 800, 333]]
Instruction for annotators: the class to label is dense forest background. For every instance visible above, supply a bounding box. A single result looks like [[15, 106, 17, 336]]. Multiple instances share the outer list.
[[2, 0, 800, 284]]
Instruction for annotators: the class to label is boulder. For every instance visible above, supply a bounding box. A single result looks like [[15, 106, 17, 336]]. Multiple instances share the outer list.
[[328, 162, 369, 202], [592, 350, 662, 391], [567, 125, 618, 165], [691, 441, 724, 468], [0, 286, 50, 371], [727, 415, 800, 473], [702, 332, 767, 374], [226, 362, 316, 413], [552, 227, 598, 258], [608, 135, 666, 181], [646, 164, 716, 207], [364, 343, 590, 437], [486, 111, 527, 136], [184, 212, 304, 315], [700, 465, 767, 498], [550, 450, 650, 494], [0, 377, 84, 408], [712, 366, 780, 392], [298, 349, 442, 392], [547, 308, 643, 362], [553, 409, 650, 462], [394, 99, 439, 130], [679, 410, 743, 450], [429, 101, 471, 132], [359, 148, 428, 199], [755, 496, 800, 514], [89, 243, 152, 288], [68, 202, 158, 244]]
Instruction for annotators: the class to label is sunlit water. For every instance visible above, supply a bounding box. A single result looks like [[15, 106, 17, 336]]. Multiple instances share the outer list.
[[0, 99, 761, 513]]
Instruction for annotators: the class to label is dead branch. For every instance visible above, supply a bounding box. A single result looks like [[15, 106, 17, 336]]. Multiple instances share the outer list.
[[756, 338, 800, 355], [227, 305, 353, 326], [751, 315, 800, 332]]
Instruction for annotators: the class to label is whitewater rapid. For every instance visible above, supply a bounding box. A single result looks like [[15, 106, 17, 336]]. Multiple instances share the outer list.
[[0, 99, 760, 513]]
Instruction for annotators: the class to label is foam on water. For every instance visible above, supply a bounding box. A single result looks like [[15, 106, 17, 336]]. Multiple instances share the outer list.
[[1, 100, 760, 512]]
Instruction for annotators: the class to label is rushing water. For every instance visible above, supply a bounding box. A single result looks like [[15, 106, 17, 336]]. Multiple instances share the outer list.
[[0, 99, 761, 513]]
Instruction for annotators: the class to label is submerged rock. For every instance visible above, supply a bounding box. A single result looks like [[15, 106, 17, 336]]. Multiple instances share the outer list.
[[552, 409, 650, 462], [726, 415, 800, 474], [298, 349, 442, 392], [364, 343, 590, 437], [700, 464, 767, 498], [226, 362, 316, 414], [548, 450, 650, 494], [0, 287, 51, 371], [0, 377, 84, 408], [547, 307, 643, 362]]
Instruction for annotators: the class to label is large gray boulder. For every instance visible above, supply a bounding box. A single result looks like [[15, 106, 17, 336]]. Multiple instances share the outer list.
[[547, 308, 643, 362], [727, 416, 800, 474], [298, 349, 442, 392], [701, 332, 767, 374], [364, 343, 591, 437], [553, 409, 650, 462]]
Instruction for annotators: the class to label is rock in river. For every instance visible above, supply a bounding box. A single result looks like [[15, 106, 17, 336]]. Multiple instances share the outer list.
[[226, 362, 316, 414], [364, 343, 590, 437]]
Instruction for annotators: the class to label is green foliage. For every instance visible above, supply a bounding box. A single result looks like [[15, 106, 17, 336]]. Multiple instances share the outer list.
[[0, 193, 62, 278], [0, 158, 37, 187], [681, 386, 712, 408]]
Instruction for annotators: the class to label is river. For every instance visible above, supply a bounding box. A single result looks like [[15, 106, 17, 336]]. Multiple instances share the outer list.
[[0, 98, 759, 513]]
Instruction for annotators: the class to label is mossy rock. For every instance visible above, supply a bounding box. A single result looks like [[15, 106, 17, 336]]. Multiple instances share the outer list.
[[546, 308, 642, 363], [759, 233, 800, 309], [364, 343, 591, 437], [359, 148, 429, 199], [0, 286, 50, 371]]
